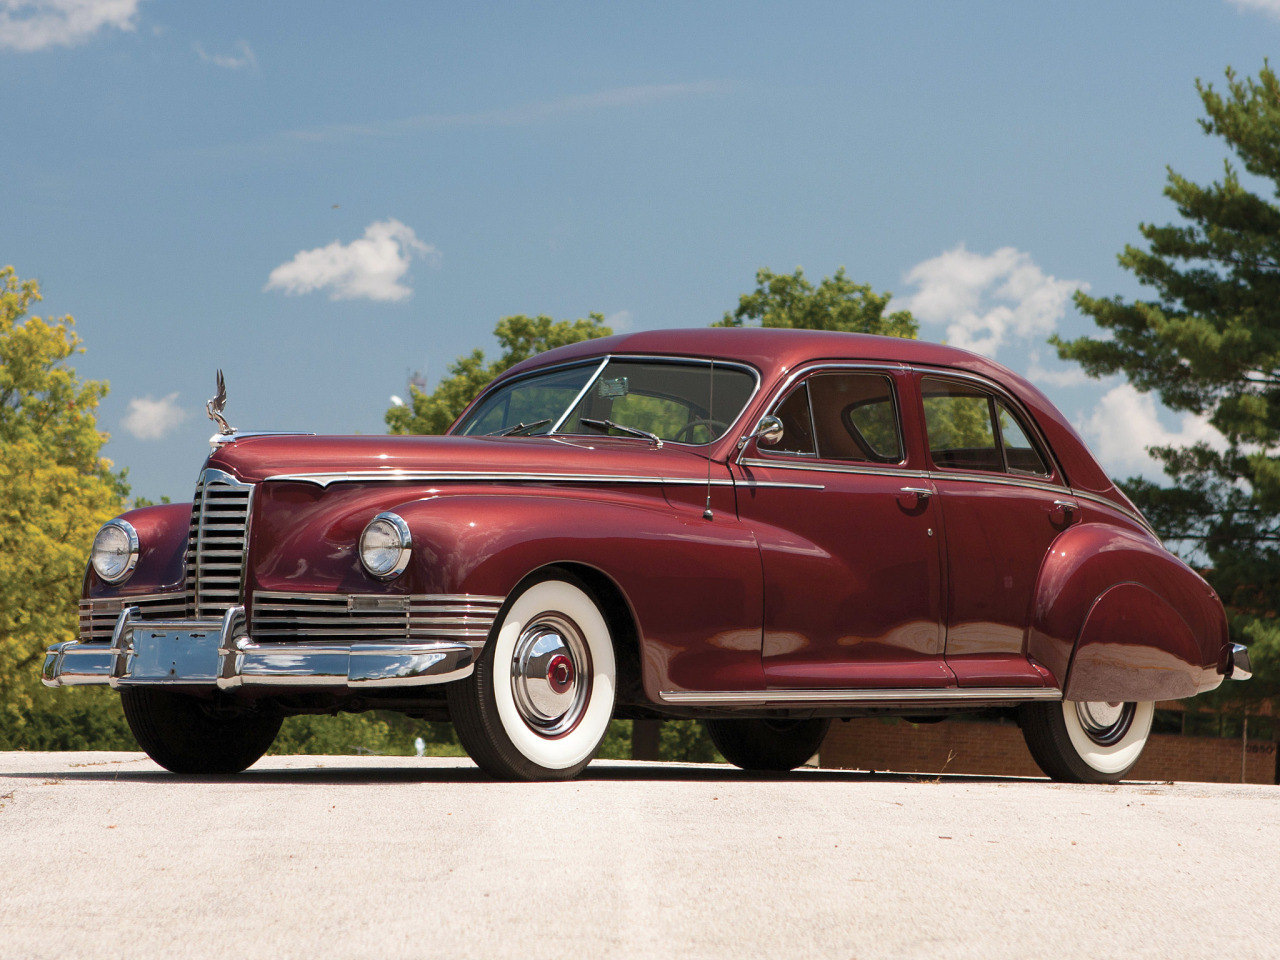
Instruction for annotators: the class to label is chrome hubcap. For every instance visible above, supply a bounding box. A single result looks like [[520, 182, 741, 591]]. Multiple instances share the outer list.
[[1074, 701, 1135, 746], [511, 614, 589, 737]]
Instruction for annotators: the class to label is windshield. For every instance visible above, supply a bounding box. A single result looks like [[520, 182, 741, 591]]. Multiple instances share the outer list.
[[453, 358, 757, 445]]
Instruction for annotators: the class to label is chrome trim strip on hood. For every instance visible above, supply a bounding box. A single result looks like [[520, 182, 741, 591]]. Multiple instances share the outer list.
[[263, 470, 823, 490]]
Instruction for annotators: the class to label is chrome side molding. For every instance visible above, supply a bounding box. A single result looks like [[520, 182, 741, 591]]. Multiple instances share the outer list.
[[658, 686, 1064, 706]]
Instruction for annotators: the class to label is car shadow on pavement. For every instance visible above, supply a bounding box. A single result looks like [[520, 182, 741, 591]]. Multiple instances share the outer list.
[[3, 758, 1052, 787]]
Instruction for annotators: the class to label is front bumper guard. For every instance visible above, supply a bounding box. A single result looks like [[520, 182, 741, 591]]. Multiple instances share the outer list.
[[42, 605, 477, 690]]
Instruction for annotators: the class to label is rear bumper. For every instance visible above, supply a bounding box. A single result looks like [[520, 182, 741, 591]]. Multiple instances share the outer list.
[[1223, 642, 1253, 681], [42, 605, 477, 690]]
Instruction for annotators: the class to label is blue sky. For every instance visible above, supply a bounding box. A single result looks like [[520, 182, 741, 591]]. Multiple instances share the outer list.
[[3, 0, 1279, 503]]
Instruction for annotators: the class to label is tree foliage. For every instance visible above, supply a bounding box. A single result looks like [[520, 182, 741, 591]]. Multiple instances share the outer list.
[[1054, 65, 1280, 699], [717, 266, 918, 338], [385, 313, 612, 435], [0, 266, 127, 735]]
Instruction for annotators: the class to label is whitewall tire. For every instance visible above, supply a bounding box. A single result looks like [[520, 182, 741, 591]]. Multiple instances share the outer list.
[[448, 575, 616, 781], [1020, 699, 1155, 784]]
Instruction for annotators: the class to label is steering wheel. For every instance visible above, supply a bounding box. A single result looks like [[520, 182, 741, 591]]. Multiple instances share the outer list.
[[672, 419, 728, 443]]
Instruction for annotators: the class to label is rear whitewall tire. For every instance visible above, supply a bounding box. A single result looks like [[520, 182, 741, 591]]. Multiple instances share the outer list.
[[1062, 700, 1155, 777], [1020, 699, 1155, 784], [449, 576, 616, 780]]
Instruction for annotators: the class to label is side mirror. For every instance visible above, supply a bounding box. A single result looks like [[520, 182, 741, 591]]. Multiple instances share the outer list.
[[739, 415, 784, 450]]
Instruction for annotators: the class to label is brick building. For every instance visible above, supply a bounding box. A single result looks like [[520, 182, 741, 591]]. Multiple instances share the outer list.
[[819, 706, 1278, 784]]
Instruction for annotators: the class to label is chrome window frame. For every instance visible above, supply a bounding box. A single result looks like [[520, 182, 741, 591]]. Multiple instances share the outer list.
[[994, 398, 1052, 479], [738, 361, 910, 471], [453, 353, 763, 449], [913, 367, 1067, 486]]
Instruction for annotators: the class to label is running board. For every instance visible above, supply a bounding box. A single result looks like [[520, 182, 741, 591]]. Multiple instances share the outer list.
[[658, 686, 1063, 706]]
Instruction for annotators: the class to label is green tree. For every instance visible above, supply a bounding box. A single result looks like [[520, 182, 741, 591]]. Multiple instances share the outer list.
[[386, 313, 612, 435], [0, 266, 129, 744], [1054, 64, 1280, 704], [716, 266, 918, 338]]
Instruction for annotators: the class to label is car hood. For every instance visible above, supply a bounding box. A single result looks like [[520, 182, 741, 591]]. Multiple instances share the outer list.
[[205, 433, 717, 486]]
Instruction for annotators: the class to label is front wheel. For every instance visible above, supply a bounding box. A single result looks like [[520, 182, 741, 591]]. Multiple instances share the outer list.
[[704, 717, 831, 772], [448, 576, 616, 781], [1019, 700, 1154, 783], [120, 688, 281, 774]]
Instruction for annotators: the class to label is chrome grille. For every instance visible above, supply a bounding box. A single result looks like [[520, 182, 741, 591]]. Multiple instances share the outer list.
[[78, 594, 187, 643], [251, 592, 504, 646], [186, 468, 254, 617]]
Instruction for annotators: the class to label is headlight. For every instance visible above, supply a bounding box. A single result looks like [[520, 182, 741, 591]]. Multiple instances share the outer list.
[[359, 512, 412, 580], [90, 520, 139, 584]]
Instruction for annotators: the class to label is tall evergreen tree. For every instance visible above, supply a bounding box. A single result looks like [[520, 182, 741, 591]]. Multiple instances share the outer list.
[[1055, 64, 1280, 701]]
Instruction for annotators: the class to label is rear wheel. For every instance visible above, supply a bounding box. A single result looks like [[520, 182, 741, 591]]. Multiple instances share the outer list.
[[704, 717, 831, 772], [1020, 700, 1154, 783], [448, 576, 616, 781], [120, 688, 281, 775]]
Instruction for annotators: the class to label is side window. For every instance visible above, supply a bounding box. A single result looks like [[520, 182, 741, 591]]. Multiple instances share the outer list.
[[997, 402, 1050, 476], [770, 383, 817, 456], [921, 379, 1001, 472], [765, 372, 902, 462], [921, 378, 1052, 477]]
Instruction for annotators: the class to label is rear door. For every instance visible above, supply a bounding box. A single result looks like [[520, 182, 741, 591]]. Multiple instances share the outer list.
[[916, 373, 1076, 687]]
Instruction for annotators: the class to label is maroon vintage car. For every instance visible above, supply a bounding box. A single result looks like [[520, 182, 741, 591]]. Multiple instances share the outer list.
[[44, 328, 1250, 781]]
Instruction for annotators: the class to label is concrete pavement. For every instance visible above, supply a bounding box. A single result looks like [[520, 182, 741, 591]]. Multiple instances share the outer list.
[[1, 752, 1275, 959]]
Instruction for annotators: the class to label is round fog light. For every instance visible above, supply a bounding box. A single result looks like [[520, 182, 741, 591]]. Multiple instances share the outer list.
[[91, 520, 139, 584], [359, 512, 412, 580]]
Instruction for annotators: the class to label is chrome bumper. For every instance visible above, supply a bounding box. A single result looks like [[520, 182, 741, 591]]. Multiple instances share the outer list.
[[1225, 643, 1253, 681], [42, 605, 477, 690]]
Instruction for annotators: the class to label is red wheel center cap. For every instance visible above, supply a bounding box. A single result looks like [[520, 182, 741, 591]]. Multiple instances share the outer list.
[[547, 654, 574, 694]]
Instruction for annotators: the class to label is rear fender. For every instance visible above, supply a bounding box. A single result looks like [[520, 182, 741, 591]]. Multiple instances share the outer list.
[[1027, 523, 1226, 698], [1064, 582, 1206, 701]]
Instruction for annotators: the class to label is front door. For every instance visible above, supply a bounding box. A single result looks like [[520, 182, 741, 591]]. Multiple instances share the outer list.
[[734, 368, 948, 688]]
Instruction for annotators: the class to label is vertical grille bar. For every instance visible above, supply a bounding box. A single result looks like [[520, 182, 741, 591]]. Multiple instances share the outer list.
[[185, 468, 254, 618]]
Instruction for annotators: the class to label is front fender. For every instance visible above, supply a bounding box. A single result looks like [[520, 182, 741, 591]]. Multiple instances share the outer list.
[[1027, 523, 1227, 698], [390, 492, 765, 698], [85, 502, 191, 598]]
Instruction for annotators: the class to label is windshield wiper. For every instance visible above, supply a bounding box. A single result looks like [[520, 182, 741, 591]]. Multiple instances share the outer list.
[[579, 417, 663, 448], [486, 419, 551, 437]]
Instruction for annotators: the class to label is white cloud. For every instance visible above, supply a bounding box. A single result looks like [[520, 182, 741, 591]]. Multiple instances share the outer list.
[[264, 219, 438, 302], [1025, 349, 1091, 388], [1077, 384, 1226, 476], [899, 245, 1085, 358], [604, 309, 632, 332], [1227, 0, 1280, 19], [122, 392, 186, 440], [194, 38, 255, 70], [0, 0, 140, 52]]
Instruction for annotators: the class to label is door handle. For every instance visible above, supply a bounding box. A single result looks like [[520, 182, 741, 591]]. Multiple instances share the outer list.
[[898, 486, 932, 509], [1051, 499, 1079, 524]]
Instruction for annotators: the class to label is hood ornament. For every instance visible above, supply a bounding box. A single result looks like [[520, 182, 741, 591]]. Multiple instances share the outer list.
[[206, 369, 236, 437]]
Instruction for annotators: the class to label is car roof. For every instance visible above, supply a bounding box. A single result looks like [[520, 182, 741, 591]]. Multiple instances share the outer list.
[[496, 327, 1123, 501]]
